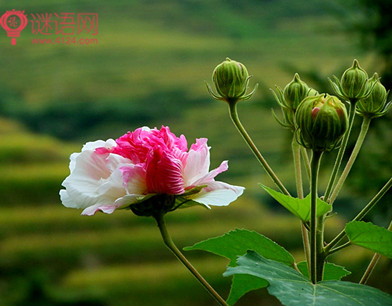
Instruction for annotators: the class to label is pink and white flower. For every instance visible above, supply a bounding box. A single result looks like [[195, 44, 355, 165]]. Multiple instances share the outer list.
[[60, 126, 244, 216]]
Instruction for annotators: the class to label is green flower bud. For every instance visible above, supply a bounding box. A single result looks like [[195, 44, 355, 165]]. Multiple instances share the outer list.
[[283, 73, 310, 110], [271, 74, 317, 130], [295, 94, 348, 152], [356, 73, 391, 118], [330, 59, 370, 101], [206, 58, 257, 103], [341, 60, 368, 99], [308, 88, 319, 97]]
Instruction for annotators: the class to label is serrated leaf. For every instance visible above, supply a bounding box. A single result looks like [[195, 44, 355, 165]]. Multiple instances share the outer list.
[[224, 251, 392, 305], [260, 184, 331, 222], [297, 261, 351, 281], [184, 229, 294, 265], [184, 229, 294, 305], [345, 221, 392, 258]]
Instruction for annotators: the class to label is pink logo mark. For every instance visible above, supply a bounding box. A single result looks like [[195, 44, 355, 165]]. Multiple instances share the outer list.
[[30, 13, 56, 35], [78, 13, 98, 35], [0, 9, 28, 45]]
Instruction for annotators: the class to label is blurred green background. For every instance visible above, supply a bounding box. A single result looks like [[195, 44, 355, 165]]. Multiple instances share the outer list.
[[0, 0, 391, 305]]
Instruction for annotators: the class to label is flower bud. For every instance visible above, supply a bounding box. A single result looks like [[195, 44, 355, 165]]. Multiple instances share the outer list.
[[341, 60, 368, 99], [271, 74, 316, 130], [295, 94, 348, 152], [356, 73, 391, 118], [283, 73, 311, 110], [206, 58, 257, 103], [330, 59, 370, 101]]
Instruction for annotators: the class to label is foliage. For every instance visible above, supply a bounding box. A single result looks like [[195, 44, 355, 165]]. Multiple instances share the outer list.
[[224, 251, 392, 305]]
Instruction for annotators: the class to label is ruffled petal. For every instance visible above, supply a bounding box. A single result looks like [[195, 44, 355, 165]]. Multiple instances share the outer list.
[[61, 149, 130, 210], [146, 149, 185, 194]]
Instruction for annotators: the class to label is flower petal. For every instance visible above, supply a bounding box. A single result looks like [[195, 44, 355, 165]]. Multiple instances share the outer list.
[[146, 149, 185, 194], [119, 164, 147, 195], [81, 194, 142, 216], [191, 181, 245, 207], [61, 149, 130, 210], [183, 138, 210, 186], [190, 160, 229, 187]]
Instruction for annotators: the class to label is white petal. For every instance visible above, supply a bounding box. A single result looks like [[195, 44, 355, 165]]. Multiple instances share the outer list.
[[82, 139, 116, 151], [59, 189, 77, 208], [61, 150, 129, 210], [191, 181, 245, 207], [183, 139, 210, 186], [69, 139, 116, 171], [190, 161, 228, 187], [81, 194, 142, 216], [119, 164, 147, 195]]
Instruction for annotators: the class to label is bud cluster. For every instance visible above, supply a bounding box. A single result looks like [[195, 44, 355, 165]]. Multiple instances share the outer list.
[[207, 58, 390, 153]]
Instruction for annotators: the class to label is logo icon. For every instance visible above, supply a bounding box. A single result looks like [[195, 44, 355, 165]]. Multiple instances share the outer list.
[[0, 9, 28, 45]]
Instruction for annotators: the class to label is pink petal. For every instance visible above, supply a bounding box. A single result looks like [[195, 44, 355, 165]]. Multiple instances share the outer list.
[[146, 148, 185, 194]]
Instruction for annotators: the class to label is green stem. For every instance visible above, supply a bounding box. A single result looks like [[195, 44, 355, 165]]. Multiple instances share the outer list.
[[324, 101, 356, 202], [359, 220, 392, 284], [328, 241, 351, 255], [228, 102, 290, 196], [310, 150, 323, 283], [316, 215, 326, 282], [292, 138, 310, 274], [301, 146, 311, 180], [325, 177, 392, 254], [329, 117, 371, 205], [292, 139, 304, 199], [155, 213, 228, 306]]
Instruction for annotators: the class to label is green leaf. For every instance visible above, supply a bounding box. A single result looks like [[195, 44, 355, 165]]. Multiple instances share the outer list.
[[345, 221, 392, 258], [260, 184, 331, 222], [297, 261, 351, 281], [224, 251, 392, 305], [184, 228, 294, 265], [184, 229, 294, 305], [227, 275, 268, 306]]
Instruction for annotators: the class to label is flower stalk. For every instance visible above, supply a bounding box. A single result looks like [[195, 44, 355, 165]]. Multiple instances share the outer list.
[[325, 177, 392, 254], [324, 101, 356, 202], [292, 138, 311, 274], [329, 116, 372, 204], [154, 212, 228, 306], [229, 102, 290, 196], [301, 146, 311, 179], [309, 150, 324, 283]]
